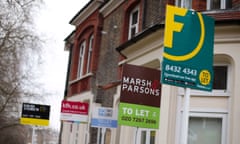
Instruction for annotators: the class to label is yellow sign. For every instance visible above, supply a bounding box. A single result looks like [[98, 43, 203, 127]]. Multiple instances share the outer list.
[[20, 118, 49, 126], [20, 103, 50, 126]]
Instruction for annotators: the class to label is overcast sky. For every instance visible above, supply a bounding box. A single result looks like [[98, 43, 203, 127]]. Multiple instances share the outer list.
[[35, 0, 90, 130]]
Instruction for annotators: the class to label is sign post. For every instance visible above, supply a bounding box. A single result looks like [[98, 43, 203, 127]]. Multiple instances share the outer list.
[[161, 5, 215, 144]]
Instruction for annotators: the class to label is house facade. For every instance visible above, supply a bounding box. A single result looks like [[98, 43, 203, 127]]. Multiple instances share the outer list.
[[61, 0, 240, 144]]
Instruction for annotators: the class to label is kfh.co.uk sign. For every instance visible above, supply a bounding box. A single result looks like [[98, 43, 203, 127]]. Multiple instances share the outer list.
[[60, 100, 89, 122]]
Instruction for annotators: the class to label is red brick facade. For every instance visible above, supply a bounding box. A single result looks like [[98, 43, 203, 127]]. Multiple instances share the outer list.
[[67, 10, 103, 96]]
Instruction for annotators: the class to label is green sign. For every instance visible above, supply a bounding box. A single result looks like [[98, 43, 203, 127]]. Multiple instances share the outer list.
[[161, 5, 215, 91], [118, 103, 160, 129]]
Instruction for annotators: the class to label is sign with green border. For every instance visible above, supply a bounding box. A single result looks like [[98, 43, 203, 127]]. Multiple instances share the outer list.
[[118, 64, 161, 129], [161, 5, 215, 91]]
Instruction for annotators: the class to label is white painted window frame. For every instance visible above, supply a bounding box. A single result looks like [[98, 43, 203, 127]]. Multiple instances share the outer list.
[[178, 64, 231, 97], [128, 5, 140, 39], [175, 110, 228, 144], [175, 0, 228, 10], [188, 112, 228, 144], [135, 128, 156, 144], [77, 41, 86, 78], [87, 35, 94, 74], [207, 0, 227, 10]]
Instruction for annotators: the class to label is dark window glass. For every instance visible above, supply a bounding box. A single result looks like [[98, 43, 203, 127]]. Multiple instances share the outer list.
[[213, 66, 227, 90], [132, 10, 138, 25], [211, 0, 221, 9], [225, 0, 232, 8], [131, 27, 136, 38]]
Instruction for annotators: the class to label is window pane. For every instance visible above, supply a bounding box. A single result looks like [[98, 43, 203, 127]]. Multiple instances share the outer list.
[[131, 27, 136, 38], [87, 35, 93, 73], [211, 0, 221, 9], [188, 117, 222, 144], [132, 10, 139, 25], [128, 6, 139, 39], [141, 131, 146, 144], [150, 131, 155, 144], [213, 66, 227, 90], [225, 0, 232, 8], [78, 41, 85, 77]]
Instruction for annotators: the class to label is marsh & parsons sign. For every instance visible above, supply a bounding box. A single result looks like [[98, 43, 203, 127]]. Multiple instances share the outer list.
[[161, 5, 214, 91], [118, 64, 161, 129]]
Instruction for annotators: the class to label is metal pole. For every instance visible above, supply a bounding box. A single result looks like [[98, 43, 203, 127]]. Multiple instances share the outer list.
[[101, 128, 106, 144], [135, 127, 138, 144], [180, 1, 191, 144], [181, 88, 190, 144], [31, 126, 35, 144]]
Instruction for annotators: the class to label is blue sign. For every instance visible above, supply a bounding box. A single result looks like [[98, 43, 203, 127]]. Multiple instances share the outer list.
[[91, 107, 118, 128]]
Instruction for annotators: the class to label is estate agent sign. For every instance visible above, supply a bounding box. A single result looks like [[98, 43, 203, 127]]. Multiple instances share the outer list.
[[118, 64, 161, 129], [91, 107, 118, 128], [161, 5, 215, 91], [20, 103, 50, 126], [60, 100, 89, 122]]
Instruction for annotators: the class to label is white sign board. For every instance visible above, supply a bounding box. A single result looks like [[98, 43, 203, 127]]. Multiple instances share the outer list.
[[91, 107, 118, 128]]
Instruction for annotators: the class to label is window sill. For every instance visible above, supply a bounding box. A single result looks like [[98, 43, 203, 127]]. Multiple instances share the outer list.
[[178, 88, 231, 97], [69, 73, 94, 85]]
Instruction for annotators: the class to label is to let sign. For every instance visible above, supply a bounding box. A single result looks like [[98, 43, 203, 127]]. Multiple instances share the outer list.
[[118, 64, 161, 129], [161, 5, 215, 91]]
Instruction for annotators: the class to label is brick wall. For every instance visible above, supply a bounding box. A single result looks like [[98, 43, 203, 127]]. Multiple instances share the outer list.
[[143, 0, 162, 29], [95, 2, 124, 107]]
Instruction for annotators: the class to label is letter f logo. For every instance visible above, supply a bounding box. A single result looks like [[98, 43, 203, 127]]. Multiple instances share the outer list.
[[164, 5, 187, 48], [163, 5, 205, 61]]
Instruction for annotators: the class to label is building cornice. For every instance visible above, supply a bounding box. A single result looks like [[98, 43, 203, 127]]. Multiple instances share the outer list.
[[69, 0, 104, 26], [64, 30, 75, 51]]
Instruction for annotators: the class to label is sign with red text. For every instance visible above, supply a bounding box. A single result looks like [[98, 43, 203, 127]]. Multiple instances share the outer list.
[[60, 100, 89, 122], [118, 64, 161, 129]]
